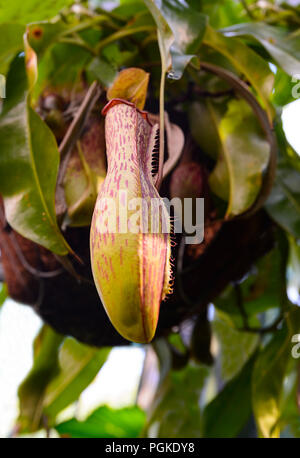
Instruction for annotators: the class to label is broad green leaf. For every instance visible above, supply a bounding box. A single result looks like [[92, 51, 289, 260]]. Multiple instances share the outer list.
[[141, 0, 175, 191], [95, 9, 155, 56], [0, 56, 71, 254], [144, 0, 207, 78], [203, 356, 255, 438], [188, 99, 227, 160], [0, 23, 25, 75], [27, 20, 103, 57], [43, 338, 110, 423], [55, 405, 145, 438], [27, 21, 68, 56], [266, 123, 300, 238], [146, 359, 209, 438], [143, 0, 173, 74], [222, 23, 300, 76], [209, 99, 270, 216], [157, 0, 207, 79], [252, 306, 300, 438], [0, 0, 73, 24], [215, 247, 283, 316], [32, 43, 92, 102], [272, 68, 296, 107], [191, 0, 245, 29], [252, 328, 287, 438], [87, 57, 117, 88], [17, 329, 110, 431], [213, 311, 258, 382], [278, 365, 300, 437], [107, 67, 150, 110], [116, 1, 148, 19], [17, 325, 64, 432], [203, 26, 274, 120], [101, 42, 139, 69]]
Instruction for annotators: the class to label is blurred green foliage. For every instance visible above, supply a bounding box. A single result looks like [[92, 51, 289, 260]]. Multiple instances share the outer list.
[[0, 0, 300, 439]]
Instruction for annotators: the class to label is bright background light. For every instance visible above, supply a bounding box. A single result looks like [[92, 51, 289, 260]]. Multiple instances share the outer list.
[[0, 300, 41, 437], [0, 299, 144, 437], [282, 99, 300, 155]]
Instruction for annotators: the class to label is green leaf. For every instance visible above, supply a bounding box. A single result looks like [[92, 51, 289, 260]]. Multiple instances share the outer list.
[[143, 0, 173, 74], [43, 338, 110, 423], [203, 25, 274, 120], [144, 0, 207, 78], [55, 405, 146, 438], [95, 10, 155, 56], [87, 56, 117, 88], [0, 56, 71, 254], [278, 365, 300, 437], [215, 247, 283, 316], [192, 0, 245, 29], [158, 0, 207, 79], [203, 356, 255, 438], [116, 1, 148, 20], [213, 311, 258, 382], [209, 99, 270, 216], [272, 68, 296, 107], [0, 0, 74, 24], [146, 356, 209, 438], [266, 123, 300, 238], [32, 42, 92, 102], [222, 23, 300, 76], [0, 23, 25, 75], [188, 99, 227, 160], [17, 329, 110, 432], [27, 21, 68, 56], [27, 19, 100, 60], [252, 306, 300, 438], [101, 42, 138, 69], [17, 325, 64, 432]]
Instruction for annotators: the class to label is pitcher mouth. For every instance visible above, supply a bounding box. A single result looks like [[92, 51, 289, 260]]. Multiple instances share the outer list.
[[101, 98, 153, 126]]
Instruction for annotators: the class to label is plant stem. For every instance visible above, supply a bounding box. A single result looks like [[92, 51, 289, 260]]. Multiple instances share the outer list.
[[193, 60, 277, 217], [237, 314, 284, 334], [58, 37, 97, 56], [60, 15, 111, 36], [95, 6, 127, 24], [240, 0, 255, 19], [95, 25, 156, 53]]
